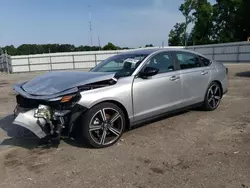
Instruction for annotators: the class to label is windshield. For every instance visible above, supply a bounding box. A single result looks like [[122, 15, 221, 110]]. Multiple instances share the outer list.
[[90, 54, 148, 77]]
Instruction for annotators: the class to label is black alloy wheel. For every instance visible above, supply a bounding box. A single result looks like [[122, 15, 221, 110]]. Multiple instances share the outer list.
[[80, 102, 125, 148], [203, 82, 222, 111]]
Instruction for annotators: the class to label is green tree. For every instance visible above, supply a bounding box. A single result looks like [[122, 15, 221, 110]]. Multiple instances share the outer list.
[[212, 0, 241, 43], [2, 42, 124, 55], [213, 0, 250, 43], [168, 0, 250, 45], [145, 44, 154, 48], [191, 0, 214, 45], [103, 42, 117, 50], [57, 44, 75, 52], [235, 0, 250, 41], [75, 45, 100, 51], [168, 23, 186, 46], [2, 45, 17, 55], [16, 44, 32, 55]]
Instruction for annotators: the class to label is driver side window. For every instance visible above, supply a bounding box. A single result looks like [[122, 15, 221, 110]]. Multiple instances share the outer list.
[[143, 52, 174, 73]]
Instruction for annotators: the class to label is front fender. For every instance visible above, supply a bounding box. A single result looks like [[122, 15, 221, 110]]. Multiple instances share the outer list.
[[77, 77, 134, 119]]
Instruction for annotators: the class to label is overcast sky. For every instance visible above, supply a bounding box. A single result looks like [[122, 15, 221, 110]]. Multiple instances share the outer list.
[[0, 0, 215, 48]]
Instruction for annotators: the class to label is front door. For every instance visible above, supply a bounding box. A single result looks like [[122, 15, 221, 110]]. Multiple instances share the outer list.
[[132, 51, 182, 122]]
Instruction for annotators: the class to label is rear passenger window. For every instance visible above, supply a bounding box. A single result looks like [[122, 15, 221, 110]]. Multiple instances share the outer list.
[[199, 56, 212, 66], [176, 52, 202, 70]]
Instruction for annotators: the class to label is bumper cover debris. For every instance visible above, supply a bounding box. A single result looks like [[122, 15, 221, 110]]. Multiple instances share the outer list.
[[13, 108, 47, 138]]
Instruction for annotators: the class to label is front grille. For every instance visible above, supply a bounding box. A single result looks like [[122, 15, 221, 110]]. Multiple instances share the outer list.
[[16, 93, 81, 110]]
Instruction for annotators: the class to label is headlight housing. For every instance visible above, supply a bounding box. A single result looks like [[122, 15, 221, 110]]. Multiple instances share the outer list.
[[16, 92, 81, 111], [34, 105, 52, 121], [49, 93, 81, 110]]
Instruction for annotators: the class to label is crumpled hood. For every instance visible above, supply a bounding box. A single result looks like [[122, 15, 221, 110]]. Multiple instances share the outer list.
[[21, 71, 115, 96]]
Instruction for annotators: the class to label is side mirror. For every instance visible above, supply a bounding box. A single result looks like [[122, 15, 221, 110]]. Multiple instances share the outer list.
[[138, 67, 159, 78]]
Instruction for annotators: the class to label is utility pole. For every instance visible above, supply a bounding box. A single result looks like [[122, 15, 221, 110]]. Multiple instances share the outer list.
[[88, 5, 93, 46], [98, 35, 101, 50], [48, 41, 52, 54], [184, 17, 188, 48]]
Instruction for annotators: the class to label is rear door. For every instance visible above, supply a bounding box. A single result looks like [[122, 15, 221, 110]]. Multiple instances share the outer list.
[[172, 51, 210, 107]]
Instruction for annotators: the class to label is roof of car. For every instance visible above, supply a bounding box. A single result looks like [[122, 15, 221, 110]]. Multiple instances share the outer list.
[[120, 47, 200, 56]]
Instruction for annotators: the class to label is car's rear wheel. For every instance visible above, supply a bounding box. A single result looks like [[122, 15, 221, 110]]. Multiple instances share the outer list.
[[80, 102, 126, 148], [202, 82, 222, 111]]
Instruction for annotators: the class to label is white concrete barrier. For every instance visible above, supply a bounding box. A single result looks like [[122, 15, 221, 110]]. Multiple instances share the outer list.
[[186, 41, 250, 63], [10, 47, 182, 73], [10, 41, 250, 73]]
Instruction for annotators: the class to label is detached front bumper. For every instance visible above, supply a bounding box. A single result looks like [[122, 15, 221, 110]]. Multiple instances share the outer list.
[[13, 106, 47, 138], [13, 104, 71, 139], [13, 103, 87, 140], [12, 83, 86, 140]]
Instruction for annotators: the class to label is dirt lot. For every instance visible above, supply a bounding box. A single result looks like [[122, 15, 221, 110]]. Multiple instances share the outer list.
[[0, 64, 250, 188]]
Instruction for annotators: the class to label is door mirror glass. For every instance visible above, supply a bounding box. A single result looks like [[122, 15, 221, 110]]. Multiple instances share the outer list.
[[139, 67, 159, 78]]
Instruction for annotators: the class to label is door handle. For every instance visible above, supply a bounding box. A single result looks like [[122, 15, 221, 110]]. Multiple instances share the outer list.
[[170, 75, 180, 81], [201, 71, 208, 75]]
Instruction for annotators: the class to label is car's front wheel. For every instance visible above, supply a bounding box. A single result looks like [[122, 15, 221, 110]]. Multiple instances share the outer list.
[[202, 82, 222, 111], [80, 102, 126, 148]]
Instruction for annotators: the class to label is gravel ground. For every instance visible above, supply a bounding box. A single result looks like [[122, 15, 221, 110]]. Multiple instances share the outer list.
[[0, 64, 250, 188]]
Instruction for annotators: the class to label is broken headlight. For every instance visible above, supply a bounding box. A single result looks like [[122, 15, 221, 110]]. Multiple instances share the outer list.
[[34, 105, 52, 121], [48, 93, 81, 110]]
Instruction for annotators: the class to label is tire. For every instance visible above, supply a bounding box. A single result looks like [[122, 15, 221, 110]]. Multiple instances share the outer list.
[[202, 82, 222, 111], [79, 102, 126, 148]]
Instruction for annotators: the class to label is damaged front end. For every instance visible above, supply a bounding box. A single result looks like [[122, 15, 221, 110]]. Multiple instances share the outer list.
[[12, 72, 117, 145], [13, 91, 85, 143]]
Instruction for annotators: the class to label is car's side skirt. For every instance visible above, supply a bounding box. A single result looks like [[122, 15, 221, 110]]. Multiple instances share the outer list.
[[129, 102, 203, 129]]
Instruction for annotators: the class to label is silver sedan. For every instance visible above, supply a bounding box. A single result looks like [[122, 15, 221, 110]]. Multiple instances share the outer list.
[[13, 48, 229, 148]]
